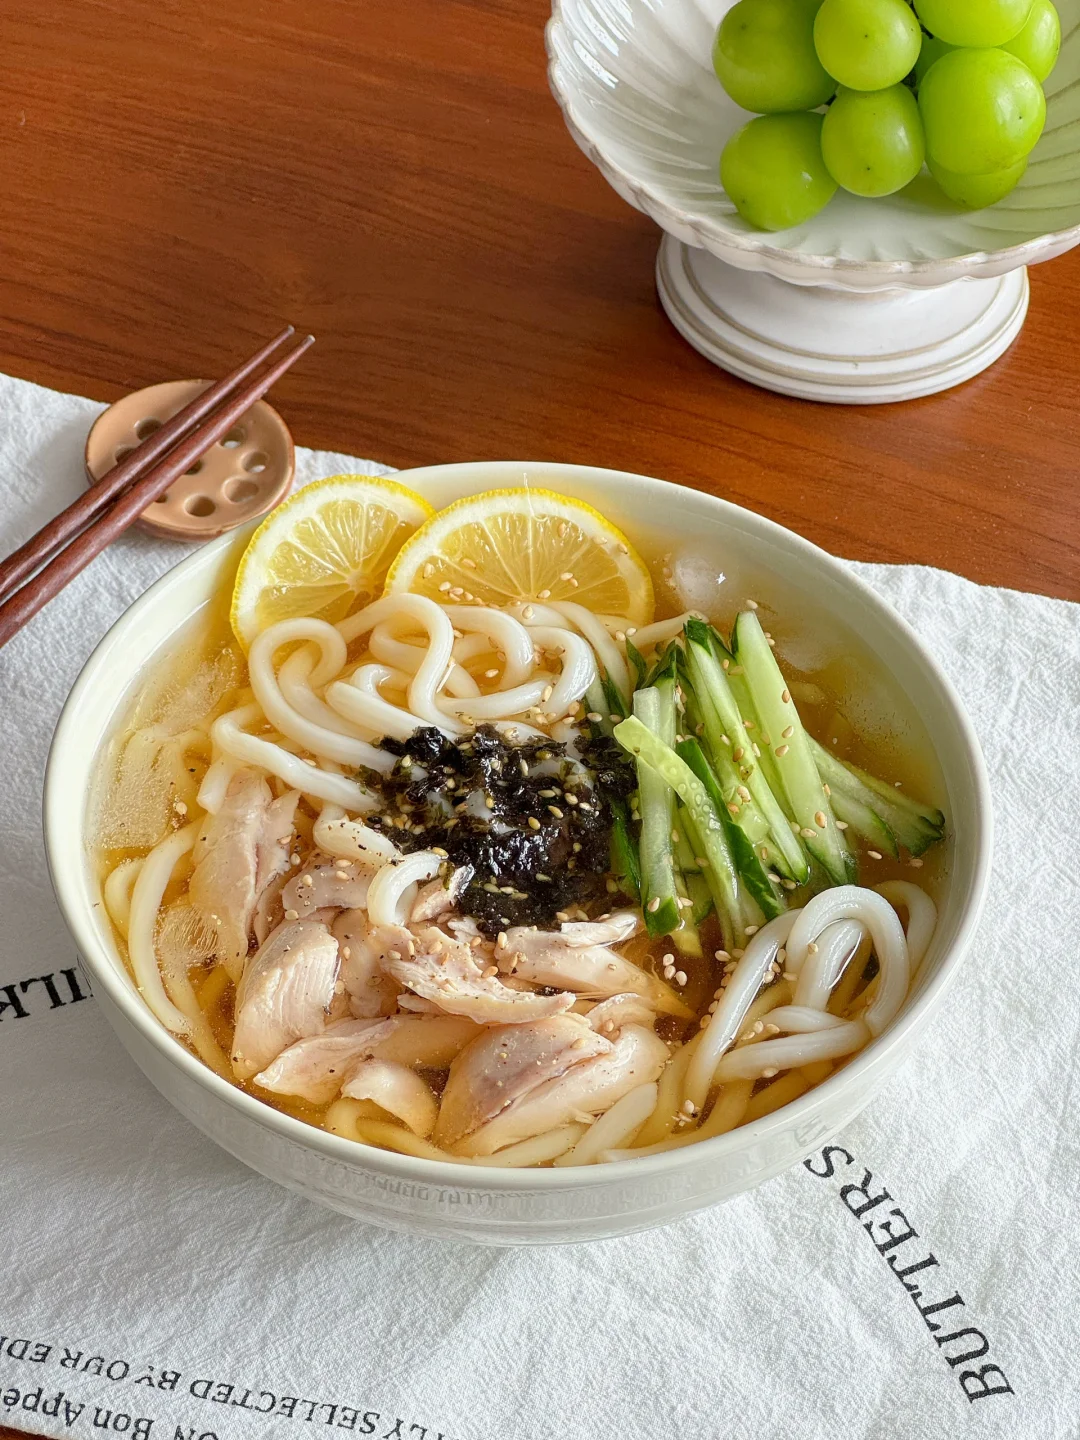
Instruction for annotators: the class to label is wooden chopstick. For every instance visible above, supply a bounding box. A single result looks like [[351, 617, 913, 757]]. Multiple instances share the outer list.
[[0, 333, 315, 652], [0, 324, 297, 608]]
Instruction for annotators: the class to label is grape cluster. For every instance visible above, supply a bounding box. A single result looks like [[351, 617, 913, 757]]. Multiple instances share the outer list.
[[714, 0, 1061, 231]]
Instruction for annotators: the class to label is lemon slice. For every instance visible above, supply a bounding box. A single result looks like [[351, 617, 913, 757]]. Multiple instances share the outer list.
[[230, 474, 434, 648], [384, 487, 654, 626]]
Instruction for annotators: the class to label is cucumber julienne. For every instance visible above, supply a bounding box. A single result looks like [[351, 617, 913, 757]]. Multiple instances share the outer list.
[[731, 610, 855, 887]]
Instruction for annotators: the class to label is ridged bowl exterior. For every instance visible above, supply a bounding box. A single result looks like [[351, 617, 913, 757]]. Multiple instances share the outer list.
[[547, 0, 1080, 291]]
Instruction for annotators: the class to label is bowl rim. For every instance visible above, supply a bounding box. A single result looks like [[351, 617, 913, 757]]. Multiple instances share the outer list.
[[545, 3, 1080, 287], [45, 458, 994, 1194]]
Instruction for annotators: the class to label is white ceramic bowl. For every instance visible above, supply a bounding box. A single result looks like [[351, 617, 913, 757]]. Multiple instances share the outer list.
[[45, 463, 992, 1245], [547, 0, 1080, 400]]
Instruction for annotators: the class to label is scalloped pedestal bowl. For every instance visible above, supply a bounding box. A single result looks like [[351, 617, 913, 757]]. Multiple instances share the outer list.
[[547, 0, 1080, 403]]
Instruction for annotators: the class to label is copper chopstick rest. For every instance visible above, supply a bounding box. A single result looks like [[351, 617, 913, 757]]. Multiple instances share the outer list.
[[0, 331, 315, 651], [0, 325, 297, 607], [85, 380, 295, 540]]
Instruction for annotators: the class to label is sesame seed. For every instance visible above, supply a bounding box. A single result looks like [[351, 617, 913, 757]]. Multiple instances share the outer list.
[[675, 970, 687, 987], [835, 820, 849, 831], [732, 747, 745, 762], [302, 874, 314, 887], [523, 605, 535, 620], [438, 580, 452, 592], [752, 744, 761, 758], [782, 879, 797, 890], [484, 668, 499, 679], [762, 1067, 779, 1078], [388, 950, 402, 961], [663, 966, 676, 980], [737, 785, 751, 801], [781, 689, 790, 704], [528, 816, 541, 830], [615, 630, 626, 643], [695, 856, 708, 867], [671, 828, 680, 844], [815, 810, 828, 829], [714, 950, 730, 962], [587, 712, 603, 723], [910, 857, 924, 868], [460, 556, 477, 569], [775, 744, 790, 758], [284, 909, 299, 920], [647, 897, 661, 914], [560, 571, 574, 582], [745, 925, 759, 935], [728, 803, 740, 817], [538, 588, 551, 600], [745, 599, 759, 610], [541, 684, 554, 702], [682, 1100, 696, 1116], [807, 942, 819, 955], [783, 970, 797, 981], [868, 850, 883, 860], [781, 726, 795, 740], [801, 827, 817, 839]]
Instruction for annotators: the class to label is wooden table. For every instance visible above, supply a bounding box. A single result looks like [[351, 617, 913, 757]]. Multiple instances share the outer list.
[[0, 0, 1075, 1424]]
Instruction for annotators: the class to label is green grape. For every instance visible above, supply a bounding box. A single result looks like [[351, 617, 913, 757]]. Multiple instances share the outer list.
[[813, 0, 922, 90], [913, 35, 955, 87], [1002, 0, 1061, 82], [919, 48, 1046, 174], [821, 84, 925, 196], [913, 0, 1034, 47], [713, 0, 836, 114], [929, 157, 1028, 207], [720, 112, 838, 231]]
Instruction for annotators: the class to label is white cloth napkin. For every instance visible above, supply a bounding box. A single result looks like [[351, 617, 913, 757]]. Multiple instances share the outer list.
[[0, 370, 1076, 1440]]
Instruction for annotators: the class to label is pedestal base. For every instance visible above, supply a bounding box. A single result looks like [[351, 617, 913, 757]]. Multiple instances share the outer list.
[[656, 234, 1030, 404]]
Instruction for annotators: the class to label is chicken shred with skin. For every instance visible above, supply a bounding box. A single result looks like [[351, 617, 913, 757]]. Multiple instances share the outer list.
[[231, 918, 340, 1081], [375, 923, 577, 1025], [189, 770, 298, 980]]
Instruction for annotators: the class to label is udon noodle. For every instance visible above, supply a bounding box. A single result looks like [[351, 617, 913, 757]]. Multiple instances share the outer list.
[[93, 512, 945, 1168]]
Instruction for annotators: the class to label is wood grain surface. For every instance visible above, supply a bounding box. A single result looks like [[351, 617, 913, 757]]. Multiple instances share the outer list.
[[0, 0, 1076, 1432]]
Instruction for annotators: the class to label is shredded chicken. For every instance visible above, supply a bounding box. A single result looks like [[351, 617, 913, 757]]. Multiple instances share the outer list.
[[190, 770, 298, 979], [434, 1015, 612, 1151], [409, 866, 471, 925], [342, 1060, 439, 1137], [375, 923, 576, 1025], [447, 1023, 670, 1157], [254, 1013, 481, 1104], [581, 992, 658, 1033], [282, 854, 372, 919], [231, 918, 340, 1081], [331, 908, 399, 1018], [499, 913, 691, 1017]]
